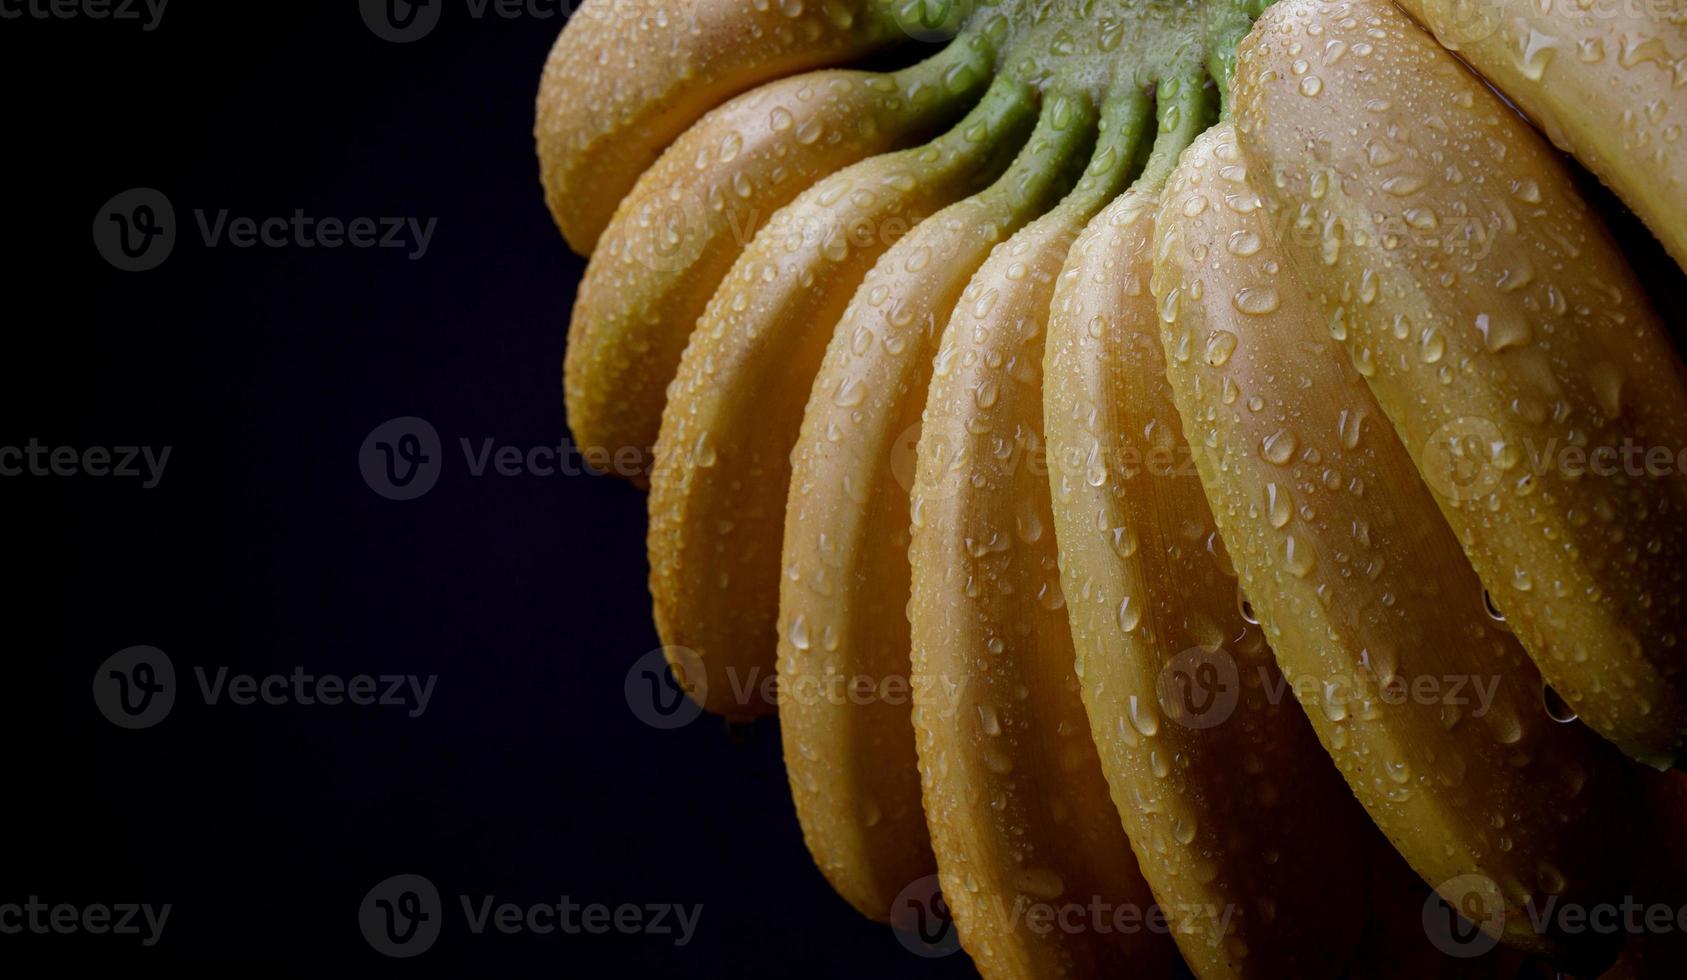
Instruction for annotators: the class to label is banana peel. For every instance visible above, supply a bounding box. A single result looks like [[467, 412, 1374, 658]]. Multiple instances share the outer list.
[[537, 0, 1687, 974], [1233, 0, 1687, 768]]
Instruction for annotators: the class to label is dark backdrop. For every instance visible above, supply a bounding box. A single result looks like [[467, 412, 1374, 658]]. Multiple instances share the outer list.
[[0, 2, 977, 974], [3, 1, 1681, 976]]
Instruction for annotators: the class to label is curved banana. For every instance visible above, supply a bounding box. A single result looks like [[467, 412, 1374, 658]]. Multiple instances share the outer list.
[[1395, 0, 1687, 269], [778, 93, 1095, 922], [650, 74, 1038, 719], [537, 0, 902, 253], [910, 87, 1179, 980], [565, 42, 992, 478], [1233, 0, 1687, 768], [1154, 122, 1629, 966], [1045, 78, 1369, 979]]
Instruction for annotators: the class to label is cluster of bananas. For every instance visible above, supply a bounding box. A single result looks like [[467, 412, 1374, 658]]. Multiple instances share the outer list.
[[539, 0, 1687, 975]]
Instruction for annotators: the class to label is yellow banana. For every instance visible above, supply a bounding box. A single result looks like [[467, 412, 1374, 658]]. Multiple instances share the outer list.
[[1154, 121, 1629, 966], [649, 74, 1037, 719], [909, 87, 1179, 980], [565, 42, 991, 478], [1045, 78, 1370, 979], [777, 92, 1095, 922], [537, 0, 901, 253], [1395, 0, 1687, 269], [1232, 0, 1687, 767]]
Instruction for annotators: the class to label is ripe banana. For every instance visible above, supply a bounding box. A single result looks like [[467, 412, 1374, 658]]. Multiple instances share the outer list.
[[1045, 77, 1371, 978], [537, 0, 901, 253], [778, 91, 1095, 922], [1394, 0, 1687, 269], [565, 41, 992, 479], [1154, 121, 1629, 966], [1233, 0, 1687, 768], [908, 88, 1181, 980], [649, 73, 1037, 719], [539, 0, 1687, 974]]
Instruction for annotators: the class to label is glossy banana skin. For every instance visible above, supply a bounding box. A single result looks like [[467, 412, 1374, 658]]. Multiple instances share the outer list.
[[565, 47, 990, 479], [1395, 0, 1687, 270], [1155, 122, 1629, 967], [1233, 0, 1687, 768], [650, 76, 1037, 719], [1045, 78, 1370, 980], [538, 0, 900, 253], [910, 91, 1180, 980], [778, 94, 1093, 922], [536, 0, 1687, 974]]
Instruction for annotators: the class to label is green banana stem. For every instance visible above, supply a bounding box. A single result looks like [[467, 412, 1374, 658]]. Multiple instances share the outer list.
[[923, 71, 1040, 174], [971, 91, 1100, 222], [890, 29, 997, 107], [1137, 72, 1221, 191], [1049, 87, 1154, 220], [1207, 38, 1246, 119]]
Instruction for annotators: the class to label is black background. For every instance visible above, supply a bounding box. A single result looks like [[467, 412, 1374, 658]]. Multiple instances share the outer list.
[[3, 0, 1682, 975], [1, 1, 975, 974]]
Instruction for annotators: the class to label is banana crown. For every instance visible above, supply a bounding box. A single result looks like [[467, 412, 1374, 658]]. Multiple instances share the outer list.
[[541, 0, 1687, 974]]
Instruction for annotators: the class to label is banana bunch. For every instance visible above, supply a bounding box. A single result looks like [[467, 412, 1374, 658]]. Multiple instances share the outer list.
[[540, 0, 1687, 976]]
